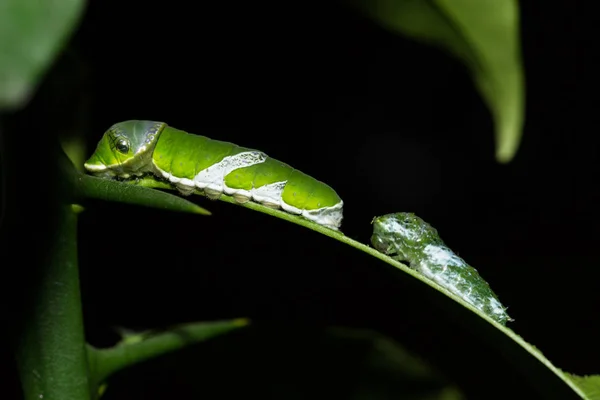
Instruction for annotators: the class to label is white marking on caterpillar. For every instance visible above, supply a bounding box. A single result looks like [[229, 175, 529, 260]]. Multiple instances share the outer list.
[[280, 201, 302, 215], [280, 199, 344, 228], [418, 246, 509, 322], [85, 163, 107, 171], [193, 151, 267, 191], [176, 178, 194, 187], [154, 151, 343, 229], [300, 201, 344, 229], [250, 181, 287, 207]]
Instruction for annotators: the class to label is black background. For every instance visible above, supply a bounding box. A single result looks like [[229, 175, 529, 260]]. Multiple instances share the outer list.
[[4, 0, 597, 399]]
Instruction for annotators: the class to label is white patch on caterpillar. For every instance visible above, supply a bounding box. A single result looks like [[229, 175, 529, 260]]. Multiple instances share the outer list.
[[224, 181, 344, 231], [193, 151, 267, 192], [280, 201, 302, 215], [250, 181, 287, 207], [160, 169, 182, 184], [420, 243, 508, 322], [299, 201, 344, 230], [154, 151, 343, 230], [417, 246, 464, 292], [155, 151, 267, 195], [177, 178, 194, 187], [84, 163, 107, 171], [281, 198, 344, 230]]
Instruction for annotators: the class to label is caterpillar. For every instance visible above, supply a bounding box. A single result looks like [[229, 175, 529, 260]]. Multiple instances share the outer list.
[[84, 120, 344, 230], [371, 212, 512, 325]]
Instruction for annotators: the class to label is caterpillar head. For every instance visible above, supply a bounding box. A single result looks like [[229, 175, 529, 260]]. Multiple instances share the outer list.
[[371, 212, 443, 260], [84, 120, 166, 178]]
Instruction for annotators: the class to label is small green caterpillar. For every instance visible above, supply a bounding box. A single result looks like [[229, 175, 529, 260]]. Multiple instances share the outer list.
[[84, 120, 344, 229], [371, 212, 512, 325]]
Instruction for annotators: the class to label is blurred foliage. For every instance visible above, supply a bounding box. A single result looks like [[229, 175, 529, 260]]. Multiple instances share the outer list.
[[0, 0, 85, 110], [1, 1, 596, 400], [97, 325, 466, 400], [347, 0, 525, 163]]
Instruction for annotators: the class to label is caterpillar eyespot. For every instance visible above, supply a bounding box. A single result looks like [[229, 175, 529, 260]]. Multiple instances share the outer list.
[[84, 120, 344, 230], [371, 212, 512, 325]]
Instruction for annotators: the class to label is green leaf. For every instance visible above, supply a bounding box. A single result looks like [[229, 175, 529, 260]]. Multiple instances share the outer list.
[[347, 0, 525, 163], [0, 0, 85, 110], [90, 178, 587, 398], [61, 135, 87, 173], [564, 374, 600, 400], [76, 174, 211, 216]]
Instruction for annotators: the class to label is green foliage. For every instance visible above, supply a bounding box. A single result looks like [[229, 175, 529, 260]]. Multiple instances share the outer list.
[[1, 1, 595, 399], [76, 174, 211, 216], [100, 325, 467, 400], [126, 177, 592, 399], [0, 0, 85, 110], [346, 0, 525, 163]]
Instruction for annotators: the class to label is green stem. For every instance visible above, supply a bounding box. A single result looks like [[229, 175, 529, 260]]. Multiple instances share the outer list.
[[15, 205, 91, 400], [87, 319, 249, 389]]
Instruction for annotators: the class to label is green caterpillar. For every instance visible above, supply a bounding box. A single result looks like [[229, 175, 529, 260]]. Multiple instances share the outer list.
[[84, 120, 344, 229], [371, 213, 512, 325]]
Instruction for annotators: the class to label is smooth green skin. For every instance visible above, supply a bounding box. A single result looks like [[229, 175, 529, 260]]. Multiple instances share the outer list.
[[371, 212, 511, 325], [84, 121, 342, 212], [84, 120, 163, 179]]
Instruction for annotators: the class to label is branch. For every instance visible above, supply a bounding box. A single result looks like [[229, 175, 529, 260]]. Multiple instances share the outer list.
[[87, 318, 250, 392], [15, 205, 91, 400]]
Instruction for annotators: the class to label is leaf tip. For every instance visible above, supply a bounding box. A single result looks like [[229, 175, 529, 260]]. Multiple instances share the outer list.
[[232, 318, 251, 327], [193, 206, 212, 216], [71, 204, 85, 214], [495, 141, 518, 163]]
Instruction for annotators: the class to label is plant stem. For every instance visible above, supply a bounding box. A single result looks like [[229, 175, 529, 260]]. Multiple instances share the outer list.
[[15, 204, 91, 400], [87, 319, 249, 389]]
